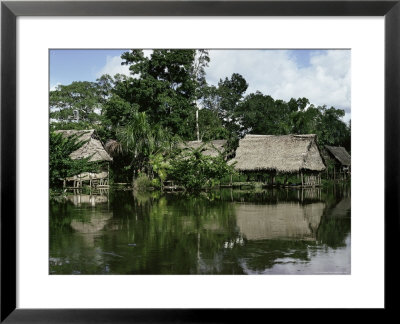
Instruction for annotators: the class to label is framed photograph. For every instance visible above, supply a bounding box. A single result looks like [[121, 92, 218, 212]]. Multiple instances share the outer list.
[[1, 0, 398, 321]]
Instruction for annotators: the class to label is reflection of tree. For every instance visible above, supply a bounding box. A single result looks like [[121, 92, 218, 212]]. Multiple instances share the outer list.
[[100, 192, 241, 274], [49, 184, 351, 274], [316, 196, 351, 248], [49, 200, 113, 274]]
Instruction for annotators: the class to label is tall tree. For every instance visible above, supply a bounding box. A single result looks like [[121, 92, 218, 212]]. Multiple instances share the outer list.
[[118, 49, 198, 139], [96, 74, 115, 109], [236, 92, 292, 135], [50, 81, 101, 123], [190, 50, 210, 140], [216, 73, 248, 151]]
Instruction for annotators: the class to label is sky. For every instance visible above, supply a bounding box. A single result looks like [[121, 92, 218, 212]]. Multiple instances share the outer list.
[[50, 49, 351, 122]]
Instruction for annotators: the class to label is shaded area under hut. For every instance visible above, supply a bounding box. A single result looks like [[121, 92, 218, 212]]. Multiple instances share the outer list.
[[323, 145, 351, 181], [229, 134, 325, 187], [55, 129, 112, 189]]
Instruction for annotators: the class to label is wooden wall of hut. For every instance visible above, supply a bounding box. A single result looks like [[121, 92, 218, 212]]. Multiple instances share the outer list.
[[303, 173, 322, 187], [62, 162, 111, 189], [327, 164, 350, 181]]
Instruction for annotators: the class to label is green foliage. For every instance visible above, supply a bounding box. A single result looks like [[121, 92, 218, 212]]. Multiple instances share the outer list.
[[217, 73, 248, 137], [235, 93, 351, 150], [49, 131, 97, 187], [103, 94, 133, 130], [115, 109, 174, 178], [50, 81, 102, 123], [151, 178, 161, 188], [119, 49, 198, 139], [236, 92, 292, 135], [198, 109, 228, 141], [199, 73, 248, 152], [134, 173, 152, 191], [49, 50, 351, 188], [150, 153, 171, 184], [170, 148, 235, 192], [50, 121, 96, 131]]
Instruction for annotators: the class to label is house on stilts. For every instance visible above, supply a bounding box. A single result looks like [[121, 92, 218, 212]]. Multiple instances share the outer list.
[[229, 134, 326, 187], [323, 145, 351, 180], [55, 129, 112, 189]]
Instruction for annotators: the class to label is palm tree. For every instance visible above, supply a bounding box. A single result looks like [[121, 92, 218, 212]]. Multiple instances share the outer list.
[[114, 110, 177, 184]]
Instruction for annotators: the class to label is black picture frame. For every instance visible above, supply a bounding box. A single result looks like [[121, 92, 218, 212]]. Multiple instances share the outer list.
[[1, 0, 398, 321]]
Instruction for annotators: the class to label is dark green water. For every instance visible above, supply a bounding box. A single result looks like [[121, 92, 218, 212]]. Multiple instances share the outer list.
[[49, 186, 350, 275]]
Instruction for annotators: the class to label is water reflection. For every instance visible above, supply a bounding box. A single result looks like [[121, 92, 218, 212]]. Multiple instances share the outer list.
[[49, 186, 350, 274], [236, 202, 324, 241]]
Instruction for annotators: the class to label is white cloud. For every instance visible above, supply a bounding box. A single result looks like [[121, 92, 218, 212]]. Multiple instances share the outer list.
[[206, 50, 351, 116], [96, 50, 153, 79], [143, 49, 153, 58], [96, 55, 131, 78], [50, 82, 61, 91]]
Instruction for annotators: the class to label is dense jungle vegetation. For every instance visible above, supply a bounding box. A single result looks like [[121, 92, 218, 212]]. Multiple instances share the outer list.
[[50, 50, 350, 191]]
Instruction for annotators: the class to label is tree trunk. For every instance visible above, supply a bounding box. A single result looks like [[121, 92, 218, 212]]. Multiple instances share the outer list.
[[196, 108, 200, 141]]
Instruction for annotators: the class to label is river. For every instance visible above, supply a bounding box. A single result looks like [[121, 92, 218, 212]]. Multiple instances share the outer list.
[[49, 185, 350, 274]]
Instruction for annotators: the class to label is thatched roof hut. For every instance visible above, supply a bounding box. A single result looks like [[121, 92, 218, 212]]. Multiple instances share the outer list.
[[180, 140, 227, 158], [230, 134, 325, 173], [54, 129, 112, 162], [325, 146, 351, 166]]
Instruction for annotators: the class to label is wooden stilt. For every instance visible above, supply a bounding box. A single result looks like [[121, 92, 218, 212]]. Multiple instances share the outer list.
[[108, 162, 110, 187]]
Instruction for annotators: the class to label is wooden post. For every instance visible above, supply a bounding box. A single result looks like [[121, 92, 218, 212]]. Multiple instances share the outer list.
[[301, 171, 303, 187], [108, 162, 110, 187]]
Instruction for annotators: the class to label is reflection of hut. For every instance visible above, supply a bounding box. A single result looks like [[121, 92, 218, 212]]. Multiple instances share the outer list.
[[70, 213, 112, 234], [236, 202, 325, 241], [55, 129, 112, 188], [324, 146, 351, 180], [66, 194, 108, 207], [180, 140, 227, 158], [230, 134, 325, 187], [70, 211, 112, 247]]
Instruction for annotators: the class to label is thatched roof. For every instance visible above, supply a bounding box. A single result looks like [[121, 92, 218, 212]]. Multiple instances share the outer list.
[[180, 140, 227, 158], [230, 134, 325, 173], [325, 146, 351, 166], [54, 129, 112, 162]]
